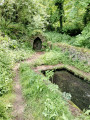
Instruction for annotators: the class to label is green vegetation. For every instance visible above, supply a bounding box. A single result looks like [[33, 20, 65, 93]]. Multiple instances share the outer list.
[[74, 23, 90, 48], [35, 47, 90, 73], [0, 0, 90, 119], [0, 0, 90, 48], [0, 34, 33, 119], [0, 34, 33, 96], [44, 26, 90, 49], [0, 0, 48, 39], [44, 32, 75, 44], [20, 63, 90, 120], [19, 64, 73, 120], [0, 102, 8, 120]]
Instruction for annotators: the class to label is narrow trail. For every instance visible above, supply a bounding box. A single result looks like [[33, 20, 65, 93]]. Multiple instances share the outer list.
[[13, 52, 44, 120]]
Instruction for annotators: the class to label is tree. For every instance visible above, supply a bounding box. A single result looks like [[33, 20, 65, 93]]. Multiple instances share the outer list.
[[83, 3, 90, 26], [55, 0, 64, 32], [0, 0, 49, 38]]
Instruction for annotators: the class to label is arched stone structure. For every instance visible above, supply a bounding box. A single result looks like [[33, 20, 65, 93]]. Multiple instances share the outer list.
[[30, 34, 47, 51], [33, 37, 42, 50]]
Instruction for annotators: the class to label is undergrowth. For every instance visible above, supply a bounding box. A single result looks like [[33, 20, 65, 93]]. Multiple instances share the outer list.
[[44, 32, 75, 45], [0, 34, 33, 119], [44, 28, 90, 49], [74, 23, 90, 49]]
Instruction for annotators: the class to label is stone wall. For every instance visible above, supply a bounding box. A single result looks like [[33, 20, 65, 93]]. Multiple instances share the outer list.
[[54, 43, 90, 66], [30, 34, 47, 50]]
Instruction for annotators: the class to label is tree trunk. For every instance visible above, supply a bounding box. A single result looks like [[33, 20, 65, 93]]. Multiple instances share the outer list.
[[59, 3, 63, 32], [83, 4, 90, 26]]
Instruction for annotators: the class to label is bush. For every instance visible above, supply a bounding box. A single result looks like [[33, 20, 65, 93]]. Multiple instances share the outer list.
[[74, 23, 90, 48], [9, 40, 18, 49], [0, 47, 12, 96], [63, 24, 82, 36]]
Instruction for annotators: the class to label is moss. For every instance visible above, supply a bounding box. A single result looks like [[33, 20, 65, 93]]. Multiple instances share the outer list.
[[54, 65, 90, 82], [54, 43, 90, 54]]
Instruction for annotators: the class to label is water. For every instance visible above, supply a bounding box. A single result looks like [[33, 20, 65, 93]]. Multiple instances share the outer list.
[[48, 69, 90, 110]]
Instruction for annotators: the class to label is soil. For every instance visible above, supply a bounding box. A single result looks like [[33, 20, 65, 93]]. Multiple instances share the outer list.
[[13, 52, 44, 120]]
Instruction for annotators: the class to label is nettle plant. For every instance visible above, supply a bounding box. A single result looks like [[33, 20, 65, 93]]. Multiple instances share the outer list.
[[42, 98, 58, 119]]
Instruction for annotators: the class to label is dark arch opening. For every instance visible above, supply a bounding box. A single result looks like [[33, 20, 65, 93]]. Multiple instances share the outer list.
[[33, 37, 42, 51]]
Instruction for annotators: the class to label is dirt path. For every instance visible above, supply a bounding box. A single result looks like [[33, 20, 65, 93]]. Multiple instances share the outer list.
[[13, 52, 44, 120]]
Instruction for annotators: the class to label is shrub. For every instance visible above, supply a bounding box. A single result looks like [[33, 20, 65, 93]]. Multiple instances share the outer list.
[[74, 23, 90, 48], [0, 47, 12, 96], [63, 24, 82, 36], [9, 40, 18, 49]]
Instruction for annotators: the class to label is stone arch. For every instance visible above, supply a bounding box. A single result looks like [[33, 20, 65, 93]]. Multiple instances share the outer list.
[[33, 37, 42, 50], [30, 33, 50, 51]]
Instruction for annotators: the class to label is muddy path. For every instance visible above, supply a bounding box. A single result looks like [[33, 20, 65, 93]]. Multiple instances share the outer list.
[[13, 52, 44, 120]]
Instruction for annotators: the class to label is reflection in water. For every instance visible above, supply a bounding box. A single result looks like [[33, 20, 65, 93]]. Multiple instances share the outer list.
[[50, 70, 90, 110]]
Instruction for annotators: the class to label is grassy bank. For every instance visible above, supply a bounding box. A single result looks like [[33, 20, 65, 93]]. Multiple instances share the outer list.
[[20, 63, 90, 120], [20, 64, 73, 120], [34, 47, 90, 73]]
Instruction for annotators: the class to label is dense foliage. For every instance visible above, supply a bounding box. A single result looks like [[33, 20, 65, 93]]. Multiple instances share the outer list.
[[74, 23, 90, 48], [0, 0, 48, 39], [0, 0, 89, 36], [0, 0, 89, 48]]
